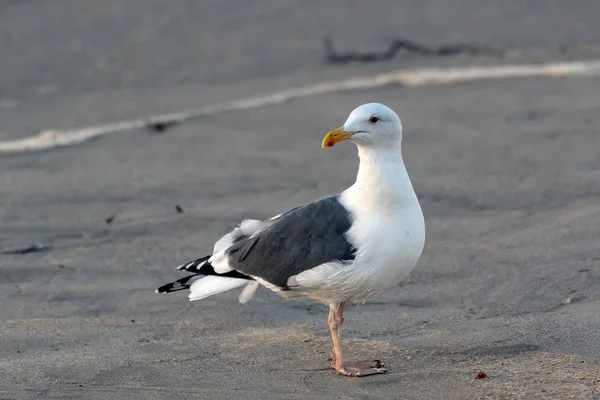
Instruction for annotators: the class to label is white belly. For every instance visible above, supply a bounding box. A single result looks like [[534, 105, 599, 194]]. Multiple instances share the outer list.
[[342, 202, 425, 302], [292, 199, 426, 304]]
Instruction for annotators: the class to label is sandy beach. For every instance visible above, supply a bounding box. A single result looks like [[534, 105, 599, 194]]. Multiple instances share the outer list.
[[1, 1, 600, 398]]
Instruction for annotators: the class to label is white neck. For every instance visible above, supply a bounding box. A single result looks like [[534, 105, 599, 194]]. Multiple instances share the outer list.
[[345, 144, 418, 209]]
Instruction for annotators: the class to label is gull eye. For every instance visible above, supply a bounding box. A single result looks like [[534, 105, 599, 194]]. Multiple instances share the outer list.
[[369, 115, 380, 124]]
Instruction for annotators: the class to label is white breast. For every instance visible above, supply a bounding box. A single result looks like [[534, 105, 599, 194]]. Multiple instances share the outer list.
[[337, 187, 426, 302]]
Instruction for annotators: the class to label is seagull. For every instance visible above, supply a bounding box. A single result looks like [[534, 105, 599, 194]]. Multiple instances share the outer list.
[[156, 103, 425, 377]]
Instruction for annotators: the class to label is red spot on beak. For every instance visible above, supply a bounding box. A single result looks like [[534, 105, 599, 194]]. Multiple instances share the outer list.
[[327, 141, 334, 147]]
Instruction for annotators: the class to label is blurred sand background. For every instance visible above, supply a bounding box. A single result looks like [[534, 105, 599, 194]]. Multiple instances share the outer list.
[[1, 1, 600, 398]]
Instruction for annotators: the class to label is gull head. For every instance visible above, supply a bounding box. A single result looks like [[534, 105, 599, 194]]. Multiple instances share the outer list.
[[322, 103, 403, 149]]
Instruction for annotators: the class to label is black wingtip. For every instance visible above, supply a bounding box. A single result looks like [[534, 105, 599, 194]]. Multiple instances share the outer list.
[[156, 274, 200, 294], [176, 255, 211, 272], [159, 255, 253, 295]]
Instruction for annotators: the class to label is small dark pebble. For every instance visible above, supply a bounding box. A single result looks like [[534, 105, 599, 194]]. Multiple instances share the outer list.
[[147, 120, 178, 133], [151, 122, 166, 132], [131, 319, 136, 323], [475, 371, 488, 379], [16, 350, 20, 353], [105, 214, 116, 224], [59, 264, 64, 269], [175, 205, 184, 214]]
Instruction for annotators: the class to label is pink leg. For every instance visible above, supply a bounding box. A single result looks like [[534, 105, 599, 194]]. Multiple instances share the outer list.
[[328, 303, 387, 377], [328, 307, 337, 368]]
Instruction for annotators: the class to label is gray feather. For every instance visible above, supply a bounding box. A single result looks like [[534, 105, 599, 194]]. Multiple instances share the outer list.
[[224, 196, 355, 289]]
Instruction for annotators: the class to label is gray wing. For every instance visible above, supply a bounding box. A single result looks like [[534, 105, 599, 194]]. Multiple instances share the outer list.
[[224, 196, 355, 289]]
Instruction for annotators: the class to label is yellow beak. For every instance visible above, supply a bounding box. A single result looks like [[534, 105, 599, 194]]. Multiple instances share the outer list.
[[321, 126, 356, 148]]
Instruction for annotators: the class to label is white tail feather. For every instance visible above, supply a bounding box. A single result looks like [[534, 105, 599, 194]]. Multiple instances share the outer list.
[[212, 219, 271, 254], [239, 219, 268, 235], [208, 249, 234, 274], [188, 276, 248, 301], [238, 281, 260, 304], [213, 228, 242, 253]]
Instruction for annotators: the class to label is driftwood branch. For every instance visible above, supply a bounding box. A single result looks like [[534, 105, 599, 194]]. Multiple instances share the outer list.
[[324, 37, 503, 64]]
